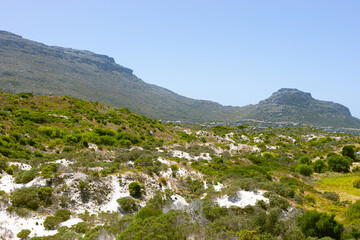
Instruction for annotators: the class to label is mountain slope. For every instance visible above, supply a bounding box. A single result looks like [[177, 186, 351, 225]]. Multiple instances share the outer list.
[[0, 30, 238, 122], [239, 88, 360, 128], [0, 30, 359, 128]]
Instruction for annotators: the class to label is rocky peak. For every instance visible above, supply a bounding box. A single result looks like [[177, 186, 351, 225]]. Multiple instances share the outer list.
[[260, 88, 313, 105]]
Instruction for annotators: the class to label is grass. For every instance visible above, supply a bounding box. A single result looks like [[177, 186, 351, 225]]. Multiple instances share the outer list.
[[315, 172, 360, 202]]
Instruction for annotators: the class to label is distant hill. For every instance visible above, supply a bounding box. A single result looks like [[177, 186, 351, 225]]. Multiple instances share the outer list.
[[0, 30, 238, 122], [239, 88, 360, 128], [0, 30, 359, 128]]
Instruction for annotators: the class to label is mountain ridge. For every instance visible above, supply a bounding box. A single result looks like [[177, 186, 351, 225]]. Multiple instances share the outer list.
[[0, 30, 359, 128]]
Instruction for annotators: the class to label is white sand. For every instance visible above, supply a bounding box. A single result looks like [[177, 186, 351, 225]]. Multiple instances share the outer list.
[[216, 190, 268, 208]]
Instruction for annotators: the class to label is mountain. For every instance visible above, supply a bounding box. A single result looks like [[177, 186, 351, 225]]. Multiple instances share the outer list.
[[239, 88, 360, 128], [0, 30, 238, 122], [0, 30, 359, 129]]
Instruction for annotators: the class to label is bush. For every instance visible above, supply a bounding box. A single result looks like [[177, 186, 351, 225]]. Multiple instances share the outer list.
[[74, 221, 89, 234], [44, 216, 58, 230], [327, 154, 352, 173], [313, 159, 327, 173], [117, 197, 138, 213], [297, 210, 344, 240], [17, 229, 31, 239], [297, 164, 313, 176], [99, 135, 117, 146], [353, 166, 360, 172], [354, 179, 360, 189], [15, 169, 38, 183], [129, 182, 143, 198], [264, 192, 290, 210], [11, 186, 40, 210], [342, 145, 356, 160], [299, 155, 312, 165], [269, 182, 295, 198], [345, 200, 360, 223], [37, 187, 53, 205], [322, 192, 340, 202], [5, 166, 14, 175], [62, 146, 75, 153], [54, 209, 71, 222], [202, 205, 228, 222], [118, 210, 186, 239], [136, 207, 162, 220]]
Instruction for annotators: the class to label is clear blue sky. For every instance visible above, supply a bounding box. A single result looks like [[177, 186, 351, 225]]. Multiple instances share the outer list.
[[1, 1, 360, 117]]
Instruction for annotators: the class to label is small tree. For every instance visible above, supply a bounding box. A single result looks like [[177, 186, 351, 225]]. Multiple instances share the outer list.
[[341, 145, 356, 160], [129, 182, 143, 198], [327, 154, 352, 173], [313, 159, 327, 173]]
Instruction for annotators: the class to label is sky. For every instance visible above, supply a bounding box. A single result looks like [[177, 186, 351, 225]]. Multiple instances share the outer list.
[[1, 1, 360, 117]]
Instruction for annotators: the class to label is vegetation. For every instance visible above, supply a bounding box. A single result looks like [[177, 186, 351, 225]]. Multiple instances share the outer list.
[[296, 210, 344, 239], [0, 91, 360, 239]]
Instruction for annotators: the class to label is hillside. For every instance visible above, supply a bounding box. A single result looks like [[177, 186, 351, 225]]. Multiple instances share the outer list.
[[238, 88, 360, 129], [1, 91, 360, 239], [0, 30, 238, 122], [1, 30, 360, 129]]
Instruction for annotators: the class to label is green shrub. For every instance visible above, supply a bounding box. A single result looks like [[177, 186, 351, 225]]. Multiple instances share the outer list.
[[37, 187, 53, 205], [313, 159, 327, 173], [73, 221, 89, 234], [117, 197, 138, 213], [62, 146, 75, 153], [93, 127, 116, 137], [322, 192, 340, 202], [299, 155, 312, 165], [15, 169, 38, 183], [136, 207, 162, 220], [297, 210, 344, 240], [99, 135, 117, 146], [0, 158, 6, 172], [33, 151, 43, 158], [44, 216, 58, 230], [54, 209, 71, 222], [354, 179, 360, 189], [5, 166, 14, 175], [79, 180, 89, 189], [269, 182, 295, 198], [17, 229, 31, 239], [297, 164, 313, 176], [342, 145, 356, 160], [118, 210, 187, 239], [353, 166, 360, 172], [129, 182, 143, 198], [327, 154, 352, 173], [202, 205, 228, 222], [345, 200, 360, 223], [40, 164, 56, 179], [170, 164, 179, 172], [11, 186, 40, 210], [267, 193, 291, 210]]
